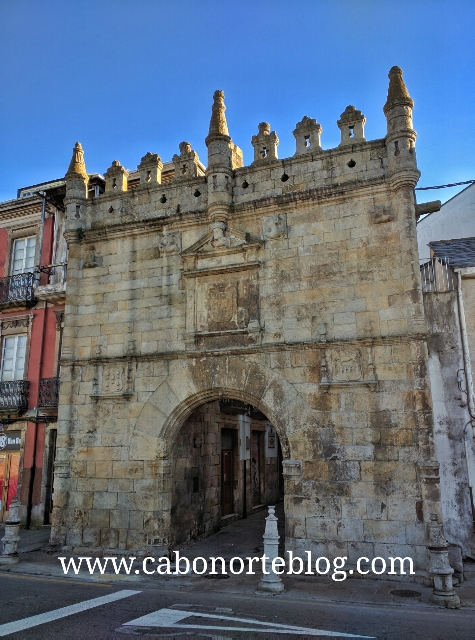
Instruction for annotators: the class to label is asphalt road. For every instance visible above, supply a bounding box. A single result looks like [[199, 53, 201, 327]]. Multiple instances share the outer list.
[[0, 573, 474, 639]]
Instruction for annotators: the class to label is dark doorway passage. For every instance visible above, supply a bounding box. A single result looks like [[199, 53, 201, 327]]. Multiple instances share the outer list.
[[251, 431, 261, 507], [221, 428, 234, 516], [170, 398, 284, 549]]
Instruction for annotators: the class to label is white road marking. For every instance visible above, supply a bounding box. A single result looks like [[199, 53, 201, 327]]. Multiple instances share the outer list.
[[124, 607, 374, 637], [0, 589, 141, 637]]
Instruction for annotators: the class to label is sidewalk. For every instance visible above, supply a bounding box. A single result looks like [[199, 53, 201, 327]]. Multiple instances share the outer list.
[[1, 510, 475, 611]]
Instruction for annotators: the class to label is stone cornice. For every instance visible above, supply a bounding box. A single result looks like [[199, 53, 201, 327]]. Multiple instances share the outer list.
[[0, 199, 42, 223], [182, 261, 261, 278], [59, 332, 428, 367], [65, 176, 390, 244], [233, 176, 389, 215]]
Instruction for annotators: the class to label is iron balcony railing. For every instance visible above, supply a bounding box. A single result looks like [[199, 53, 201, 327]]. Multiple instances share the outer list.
[[38, 377, 60, 407], [38, 262, 67, 286], [0, 272, 38, 309], [35, 263, 67, 303], [0, 380, 30, 411], [420, 257, 456, 293]]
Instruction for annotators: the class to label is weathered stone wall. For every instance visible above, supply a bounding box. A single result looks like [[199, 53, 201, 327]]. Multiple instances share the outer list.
[[51, 70, 447, 581], [459, 274, 475, 379], [172, 403, 221, 546], [423, 290, 475, 558]]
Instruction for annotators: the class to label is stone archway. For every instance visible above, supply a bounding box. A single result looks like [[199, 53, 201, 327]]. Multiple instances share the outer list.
[[126, 355, 315, 552], [129, 355, 317, 462], [169, 397, 284, 547]]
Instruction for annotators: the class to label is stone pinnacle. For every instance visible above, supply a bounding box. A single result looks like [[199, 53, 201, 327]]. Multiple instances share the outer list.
[[66, 141, 88, 180], [384, 66, 414, 112]]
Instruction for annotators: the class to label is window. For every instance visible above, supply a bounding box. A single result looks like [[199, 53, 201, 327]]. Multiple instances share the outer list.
[[11, 237, 36, 275], [1, 335, 27, 381]]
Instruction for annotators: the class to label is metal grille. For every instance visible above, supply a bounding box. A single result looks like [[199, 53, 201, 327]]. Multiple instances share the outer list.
[[219, 398, 266, 419], [39, 263, 67, 286], [38, 377, 60, 407], [0, 272, 37, 308], [0, 380, 30, 410], [420, 258, 456, 293]]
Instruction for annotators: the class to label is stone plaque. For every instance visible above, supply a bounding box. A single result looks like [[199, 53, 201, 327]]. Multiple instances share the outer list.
[[102, 365, 125, 393], [208, 282, 238, 331], [330, 348, 362, 382]]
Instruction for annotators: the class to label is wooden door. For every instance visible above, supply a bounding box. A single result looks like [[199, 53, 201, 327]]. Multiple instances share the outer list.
[[45, 429, 57, 524], [221, 449, 233, 515], [6, 454, 19, 514], [0, 453, 19, 521]]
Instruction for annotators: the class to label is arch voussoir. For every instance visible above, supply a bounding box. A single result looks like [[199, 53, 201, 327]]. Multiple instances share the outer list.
[[130, 356, 316, 461]]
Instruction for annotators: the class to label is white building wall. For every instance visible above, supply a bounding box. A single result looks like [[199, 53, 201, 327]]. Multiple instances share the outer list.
[[423, 290, 475, 558], [417, 183, 475, 260]]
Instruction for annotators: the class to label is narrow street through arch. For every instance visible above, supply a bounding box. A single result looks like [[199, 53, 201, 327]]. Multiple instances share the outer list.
[[170, 398, 284, 551]]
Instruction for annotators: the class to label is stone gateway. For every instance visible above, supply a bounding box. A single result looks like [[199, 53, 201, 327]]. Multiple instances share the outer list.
[[50, 69, 454, 597]]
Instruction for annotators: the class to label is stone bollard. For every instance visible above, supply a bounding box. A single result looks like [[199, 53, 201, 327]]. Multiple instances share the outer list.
[[257, 506, 284, 593], [428, 514, 460, 609], [0, 497, 21, 565]]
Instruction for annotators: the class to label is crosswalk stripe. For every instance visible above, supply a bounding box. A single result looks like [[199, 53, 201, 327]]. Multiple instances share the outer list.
[[0, 589, 141, 637]]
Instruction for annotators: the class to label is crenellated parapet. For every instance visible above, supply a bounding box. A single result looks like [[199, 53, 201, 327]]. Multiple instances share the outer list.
[[293, 116, 322, 155], [251, 122, 279, 165], [172, 142, 202, 182], [104, 160, 129, 193], [63, 67, 420, 237], [337, 105, 366, 146], [137, 152, 163, 186]]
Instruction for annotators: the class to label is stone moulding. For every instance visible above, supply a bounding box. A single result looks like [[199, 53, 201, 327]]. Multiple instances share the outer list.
[[128, 356, 301, 459], [234, 177, 389, 216], [0, 315, 32, 333], [53, 460, 71, 478], [186, 326, 263, 351], [34, 282, 66, 304], [181, 261, 261, 278], [58, 333, 428, 368], [90, 362, 134, 400], [282, 459, 303, 477], [319, 379, 378, 393], [64, 159, 389, 247], [180, 226, 264, 271], [89, 392, 133, 402], [418, 461, 440, 484], [319, 346, 378, 392]]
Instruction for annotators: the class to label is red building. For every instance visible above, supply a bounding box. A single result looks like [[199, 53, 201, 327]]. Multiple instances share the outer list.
[[0, 179, 66, 526], [0, 175, 104, 526]]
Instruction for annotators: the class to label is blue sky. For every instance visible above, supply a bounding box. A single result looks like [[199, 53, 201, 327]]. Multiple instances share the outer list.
[[0, 0, 474, 203]]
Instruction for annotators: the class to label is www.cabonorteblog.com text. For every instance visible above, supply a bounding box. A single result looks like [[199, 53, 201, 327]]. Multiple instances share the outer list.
[[59, 552, 414, 581]]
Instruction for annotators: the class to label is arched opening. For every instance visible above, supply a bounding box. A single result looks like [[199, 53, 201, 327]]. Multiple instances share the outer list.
[[170, 398, 284, 549]]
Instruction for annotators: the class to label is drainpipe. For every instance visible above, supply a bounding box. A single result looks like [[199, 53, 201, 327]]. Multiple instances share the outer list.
[[455, 269, 475, 522], [25, 409, 39, 530], [36, 191, 47, 279]]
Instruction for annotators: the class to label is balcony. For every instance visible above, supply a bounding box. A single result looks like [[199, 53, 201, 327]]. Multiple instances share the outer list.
[[0, 380, 30, 414], [34, 263, 67, 304], [0, 272, 37, 310], [420, 258, 456, 293], [38, 377, 60, 407]]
